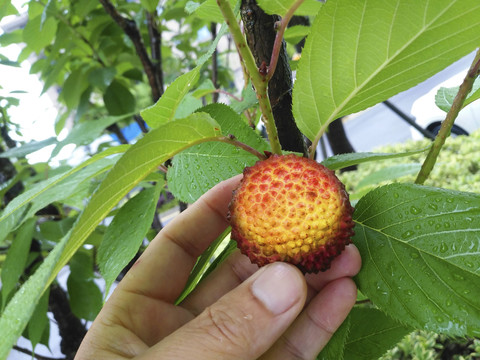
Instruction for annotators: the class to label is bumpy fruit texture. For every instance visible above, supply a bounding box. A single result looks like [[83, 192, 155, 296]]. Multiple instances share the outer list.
[[228, 154, 354, 273]]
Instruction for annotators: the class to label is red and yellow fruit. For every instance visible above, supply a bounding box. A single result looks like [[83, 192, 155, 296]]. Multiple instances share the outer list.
[[228, 154, 354, 273]]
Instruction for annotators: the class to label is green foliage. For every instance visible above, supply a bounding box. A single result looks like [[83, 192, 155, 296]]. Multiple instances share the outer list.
[[0, 0, 479, 358], [436, 77, 480, 112]]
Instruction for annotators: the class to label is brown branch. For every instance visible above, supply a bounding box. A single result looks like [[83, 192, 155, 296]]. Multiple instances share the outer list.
[[12, 345, 67, 360], [99, 0, 162, 102], [211, 22, 219, 103], [240, 0, 307, 156], [146, 11, 164, 100]]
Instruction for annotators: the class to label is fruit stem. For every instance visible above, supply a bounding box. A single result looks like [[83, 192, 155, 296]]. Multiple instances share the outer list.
[[415, 48, 480, 185], [216, 0, 283, 155], [216, 135, 268, 160]]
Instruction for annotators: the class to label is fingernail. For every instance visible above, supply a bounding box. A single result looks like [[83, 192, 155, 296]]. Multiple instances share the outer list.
[[251, 263, 303, 315]]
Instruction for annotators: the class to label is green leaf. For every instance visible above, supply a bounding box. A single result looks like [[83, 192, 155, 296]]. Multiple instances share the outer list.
[[284, 25, 310, 46], [51, 113, 222, 283], [51, 114, 132, 158], [257, 0, 322, 17], [0, 138, 57, 159], [25, 288, 50, 350], [1, 218, 35, 308], [0, 233, 68, 360], [0, 146, 128, 242], [103, 80, 136, 116], [139, 0, 158, 12], [22, 15, 57, 54], [141, 67, 201, 128], [88, 67, 117, 92], [356, 163, 421, 189], [67, 252, 102, 321], [435, 77, 480, 112], [321, 147, 429, 171], [293, 0, 480, 142], [176, 228, 232, 304], [61, 68, 90, 109], [186, 0, 236, 23], [167, 104, 269, 202], [354, 183, 480, 337], [343, 308, 413, 360], [98, 184, 162, 296]]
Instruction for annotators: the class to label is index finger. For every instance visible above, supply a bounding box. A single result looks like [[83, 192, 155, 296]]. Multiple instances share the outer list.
[[119, 175, 242, 303]]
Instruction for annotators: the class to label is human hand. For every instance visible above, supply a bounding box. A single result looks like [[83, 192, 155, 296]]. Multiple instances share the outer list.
[[75, 176, 361, 360]]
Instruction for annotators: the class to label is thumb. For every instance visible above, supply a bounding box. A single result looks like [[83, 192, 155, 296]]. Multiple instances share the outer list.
[[143, 262, 307, 359]]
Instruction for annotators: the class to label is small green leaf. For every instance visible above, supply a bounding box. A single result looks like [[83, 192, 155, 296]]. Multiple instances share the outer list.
[[88, 67, 117, 92], [22, 15, 57, 54], [141, 67, 201, 128], [103, 80, 136, 116], [284, 25, 310, 46], [0, 137, 57, 159], [435, 77, 480, 112], [0, 146, 128, 242], [67, 276, 103, 321], [139, 0, 158, 13], [98, 184, 162, 296], [1, 218, 35, 308], [321, 147, 429, 171], [25, 288, 50, 350], [61, 68, 90, 109], [167, 104, 269, 202], [186, 0, 235, 23], [51, 114, 132, 158], [257, 0, 321, 17], [354, 183, 480, 337], [343, 308, 413, 360], [356, 163, 421, 189]]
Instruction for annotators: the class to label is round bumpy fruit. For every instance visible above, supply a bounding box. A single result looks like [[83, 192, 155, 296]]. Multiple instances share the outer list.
[[228, 154, 355, 273]]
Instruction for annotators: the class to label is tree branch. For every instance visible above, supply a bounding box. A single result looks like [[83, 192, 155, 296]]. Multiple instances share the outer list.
[[12, 345, 66, 360], [99, 0, 162, 102]]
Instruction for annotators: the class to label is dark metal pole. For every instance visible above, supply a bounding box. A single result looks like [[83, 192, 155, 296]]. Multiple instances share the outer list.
[[383, 100, 436, 140]]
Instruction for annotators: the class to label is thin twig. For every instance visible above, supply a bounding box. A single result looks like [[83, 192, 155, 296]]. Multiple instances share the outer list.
[[12, 345, 66, 360], [415, 48, 480, 185], [266, 0, 304, 81], [99, 0, 162, 102], [216, 135, 267, 160]]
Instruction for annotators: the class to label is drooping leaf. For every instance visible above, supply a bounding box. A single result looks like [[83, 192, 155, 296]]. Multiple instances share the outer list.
[[51, 114, 132, 158], [321, 147, 429, 171], [0, 218, 36, 308], [139, 0, 158, 13], [88, 67, 117, 92], [354, 183, 480, 337], [0, 146, 128, 242], [167, 104, 269, 202], [25, 288, 50, 350], [98, 184, 162, 296], [103, 80, 136, 116], [343, 307, 413, 360], [22, 15, 57, 54], [67, 252, 102, 321], [0, 137, 57, 159], [435, 76, 480, 112], [284, 25, 311, 46], [293, 0, 480, 142], [356, 163, 421, 190], [61, 67, 90, 110]]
